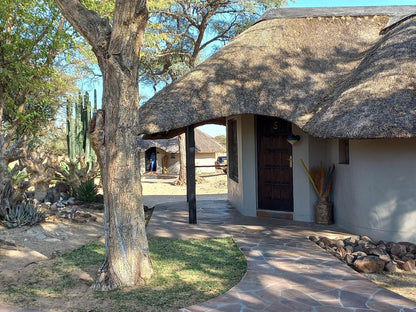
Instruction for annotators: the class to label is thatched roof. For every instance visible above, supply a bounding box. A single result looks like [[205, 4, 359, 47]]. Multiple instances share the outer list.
[[139, 6, 416, 139], [137, 128, 226, 153], [303, 14, 416, 138]]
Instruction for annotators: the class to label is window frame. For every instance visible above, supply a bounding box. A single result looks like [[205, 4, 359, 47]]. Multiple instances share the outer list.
[[227, 118, 239, 182]]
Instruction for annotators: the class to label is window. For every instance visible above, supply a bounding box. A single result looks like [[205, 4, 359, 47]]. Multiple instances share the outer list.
[[339, 139, 350, 164], [227, 119, 238, 182]]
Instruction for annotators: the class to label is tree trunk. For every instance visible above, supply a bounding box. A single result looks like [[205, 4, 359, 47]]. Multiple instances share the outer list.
[[34, 182, 49, 203], [177, 133, 186, 184], [90, 59, 152, 290], [90, 60, 152, 290], [0, 101, 22, 217], [54, 0, 152, 290]]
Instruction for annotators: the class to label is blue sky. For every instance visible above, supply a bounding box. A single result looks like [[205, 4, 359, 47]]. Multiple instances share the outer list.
[[84, 0, 415, 137]]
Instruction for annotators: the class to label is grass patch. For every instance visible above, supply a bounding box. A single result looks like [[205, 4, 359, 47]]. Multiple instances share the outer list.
[[0, 237, 246, 312]]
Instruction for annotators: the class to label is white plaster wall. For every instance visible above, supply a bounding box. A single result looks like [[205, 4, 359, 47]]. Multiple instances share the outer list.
[[155, 148, 165, 174], [227, 115, 257, 216], [139, 151, 217, 175], [292, 129, 338, 222], [292, 127, 315, 222], [332, 139, 416, 243], [166, 153, 180, 174], [195, 153, 216, 174]]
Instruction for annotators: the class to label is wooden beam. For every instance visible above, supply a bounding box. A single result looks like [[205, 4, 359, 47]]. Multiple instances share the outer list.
[[186, 125, 197, 224], [141, 117, 226, 140]]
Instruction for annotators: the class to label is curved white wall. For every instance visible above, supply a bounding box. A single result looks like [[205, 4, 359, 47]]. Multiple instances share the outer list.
[[226, 116, 416, 244], [227, 115, 257, 216], [333, 139, 416, 243]]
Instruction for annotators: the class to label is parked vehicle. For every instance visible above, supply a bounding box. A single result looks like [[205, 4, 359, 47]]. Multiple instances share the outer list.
[[215, 156, 227, 173]]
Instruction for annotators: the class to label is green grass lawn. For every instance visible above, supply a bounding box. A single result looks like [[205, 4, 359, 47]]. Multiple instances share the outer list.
[[1, 237, 247, 312]]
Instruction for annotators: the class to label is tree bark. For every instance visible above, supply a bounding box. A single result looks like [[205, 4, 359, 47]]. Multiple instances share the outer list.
[[55, 0, 152, 290]]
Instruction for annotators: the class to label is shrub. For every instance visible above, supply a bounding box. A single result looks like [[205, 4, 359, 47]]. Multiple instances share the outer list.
[[2, 202, 45, 228], [74, 180, 97, 203]]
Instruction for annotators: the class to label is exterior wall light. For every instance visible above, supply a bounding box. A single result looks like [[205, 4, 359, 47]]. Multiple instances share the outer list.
[[287, 134, 301, 145]]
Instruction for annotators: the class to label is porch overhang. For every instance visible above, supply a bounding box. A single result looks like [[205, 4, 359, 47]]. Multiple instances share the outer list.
[[142, 117, 226, 140]]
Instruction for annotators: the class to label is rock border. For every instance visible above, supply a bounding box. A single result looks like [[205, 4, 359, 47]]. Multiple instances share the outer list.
[[309, 235, 416, 273]]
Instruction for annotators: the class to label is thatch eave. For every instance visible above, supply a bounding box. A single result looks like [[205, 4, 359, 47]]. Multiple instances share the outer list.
[[138, 128, 226, 153]]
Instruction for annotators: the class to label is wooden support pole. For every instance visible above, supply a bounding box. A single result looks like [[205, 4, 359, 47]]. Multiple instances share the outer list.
[[186, 125, 197, 224]]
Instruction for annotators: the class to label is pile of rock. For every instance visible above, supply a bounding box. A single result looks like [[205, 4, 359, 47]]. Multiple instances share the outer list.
[[309, 235, 416, 273], [37, 195, 104, 223]]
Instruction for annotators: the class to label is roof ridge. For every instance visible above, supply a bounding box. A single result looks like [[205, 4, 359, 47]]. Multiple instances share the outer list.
[[380, 13, 416, 35], [258, 6, 416, 24]]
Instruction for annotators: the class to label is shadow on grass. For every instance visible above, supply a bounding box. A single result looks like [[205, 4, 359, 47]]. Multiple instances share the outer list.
[[5, 237, 246, 312]]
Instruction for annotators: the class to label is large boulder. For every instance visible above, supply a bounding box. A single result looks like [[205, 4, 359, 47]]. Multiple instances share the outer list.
[[389, 243, 407, 257], [396, 259, 415, 272], [384, 261, 397, 273], [353, 256, 385, 273]]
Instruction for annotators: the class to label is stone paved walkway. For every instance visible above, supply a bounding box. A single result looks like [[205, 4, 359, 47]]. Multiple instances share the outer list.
[[146, 200, 416, 312]]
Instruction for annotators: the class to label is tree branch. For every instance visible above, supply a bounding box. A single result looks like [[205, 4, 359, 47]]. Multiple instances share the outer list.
[[200, 15, 238, 51], [53, 0, 112, 58]]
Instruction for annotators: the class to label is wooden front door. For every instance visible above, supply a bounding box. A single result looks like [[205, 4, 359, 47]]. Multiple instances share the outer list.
[[257, 116, 293, 212]]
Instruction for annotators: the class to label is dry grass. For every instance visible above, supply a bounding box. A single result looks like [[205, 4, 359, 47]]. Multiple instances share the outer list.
[[0, 238, 246, 312], [365, 271, 416, 302]]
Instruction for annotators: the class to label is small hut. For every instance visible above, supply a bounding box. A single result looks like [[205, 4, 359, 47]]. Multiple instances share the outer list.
[[138, 6, 416, 243], [137, 128, 225, 174]]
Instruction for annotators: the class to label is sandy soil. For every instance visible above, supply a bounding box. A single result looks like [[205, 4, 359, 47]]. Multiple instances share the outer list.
[[0, 171, 415, 311], [141, 171, 227, 195]]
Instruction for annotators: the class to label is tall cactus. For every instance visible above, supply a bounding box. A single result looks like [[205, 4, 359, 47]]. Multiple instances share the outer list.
[[83, 91, 92, 162], [75, 91, 84, 157], [93, 89, 98, 114], [66, 90, 95, 162], [66, 100, 75, 159]]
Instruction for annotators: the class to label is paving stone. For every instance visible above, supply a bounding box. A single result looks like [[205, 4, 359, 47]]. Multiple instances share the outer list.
[[264, 301, 297, 312], [281, 288, 322, 307], [372, 289, 416, 307], [367, 300, 402, 312], [315, 306, 352, 312], [310, 289, 341, 302], [339, 290, 370, 309], [341, 280, 379, 295], [278, 298, 315, 312], [253, 288, 282, 303], [235, 292, 270, 310]]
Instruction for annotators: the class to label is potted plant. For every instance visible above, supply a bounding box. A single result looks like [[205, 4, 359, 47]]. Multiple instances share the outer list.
[[301, 160, 335, 225]]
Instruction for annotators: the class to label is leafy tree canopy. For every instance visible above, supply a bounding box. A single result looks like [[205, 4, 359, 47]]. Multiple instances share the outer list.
[[0, 0, 79, 138], [140, 0, 288, 91]]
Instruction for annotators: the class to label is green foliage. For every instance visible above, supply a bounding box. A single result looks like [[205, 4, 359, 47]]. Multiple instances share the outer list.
[[81, 0, 115, 20], [37, 123, 68, 154], [2, 202, 45, 228], [140, 0, 288, 91], [8, 166, 29, 186], [0, 0, 79, 138], [74, 180, 97, 203], [56, 156, 99, 193], [56, 241, 105, 268], [214, 135, 226, 147]]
